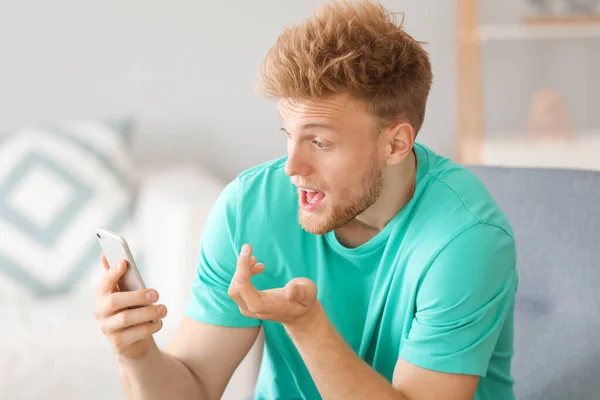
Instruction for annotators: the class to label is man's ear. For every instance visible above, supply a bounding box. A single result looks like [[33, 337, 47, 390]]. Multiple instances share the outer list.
[[383, 121, 414, 166]]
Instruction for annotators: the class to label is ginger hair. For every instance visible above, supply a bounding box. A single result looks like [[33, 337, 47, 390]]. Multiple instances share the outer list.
[[257, 0, 433, 134]]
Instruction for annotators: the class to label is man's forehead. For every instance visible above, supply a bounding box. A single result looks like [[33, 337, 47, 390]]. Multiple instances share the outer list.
[[278, 96, 365, 120]]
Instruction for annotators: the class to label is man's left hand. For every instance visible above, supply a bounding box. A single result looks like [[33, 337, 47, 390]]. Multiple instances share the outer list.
[[228, 244, 318, 327]]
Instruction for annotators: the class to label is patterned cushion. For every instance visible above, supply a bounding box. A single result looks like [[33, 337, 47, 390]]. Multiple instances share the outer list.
[[0, 120, 138, 297]]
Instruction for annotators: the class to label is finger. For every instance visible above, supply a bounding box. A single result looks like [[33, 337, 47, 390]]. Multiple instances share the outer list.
[[250, 256, 257, 266], [236, 280, 263, 313], [238, 306, 259, 319], [228, 278, 249, 311], [103, 289, 159, 315], [101, 254, 110, 271], [247, 287, 290, 316], [251, 263, 264, 276], [235, 244, 253, 280], [234, 246, 263, 312], [112, 320, 164, 351], [104, 304, 167, 332], [97, 259, 128, 297], [228, 270, 263, 313]]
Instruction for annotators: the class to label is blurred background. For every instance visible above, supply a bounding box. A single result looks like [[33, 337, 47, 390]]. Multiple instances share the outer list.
[[0, 0, 458, 179], [0, 1, 598, 399], [459, 0, 600, 169]]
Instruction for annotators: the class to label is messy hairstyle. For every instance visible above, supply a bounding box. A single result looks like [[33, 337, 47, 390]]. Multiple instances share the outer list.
[[257, 0, 433, 135]]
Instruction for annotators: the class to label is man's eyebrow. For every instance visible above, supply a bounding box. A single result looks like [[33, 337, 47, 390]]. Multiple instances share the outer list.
[[301, 122, 338, 131], [280, 123, 339, 134]]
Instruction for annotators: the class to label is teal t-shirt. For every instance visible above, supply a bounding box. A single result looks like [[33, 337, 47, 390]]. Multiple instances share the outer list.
[[185, 143, 518, 400]]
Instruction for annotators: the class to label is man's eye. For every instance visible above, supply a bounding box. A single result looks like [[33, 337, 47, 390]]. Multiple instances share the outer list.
[[314, 140, 328, 149]]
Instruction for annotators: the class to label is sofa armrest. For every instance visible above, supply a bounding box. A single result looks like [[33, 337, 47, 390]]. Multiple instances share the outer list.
[[134, 164, 225, 345]]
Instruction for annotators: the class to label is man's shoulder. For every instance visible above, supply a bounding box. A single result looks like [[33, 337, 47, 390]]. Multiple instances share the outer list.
[[227, 156, 292, 201], [414, 144, 514, 239], [403, 144, 515, 267], [237, 156, 288, 183], [232, 155, 298, 224], [215, 156, 288, 206], [401, 146, 517, 291]]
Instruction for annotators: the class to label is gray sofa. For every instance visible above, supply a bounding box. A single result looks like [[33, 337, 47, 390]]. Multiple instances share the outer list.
[[469, 166, 600, 399]]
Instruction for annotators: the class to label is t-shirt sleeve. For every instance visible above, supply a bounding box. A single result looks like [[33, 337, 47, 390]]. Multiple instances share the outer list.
[[184, 178, 261, 328], [399, 223, 518, 376]]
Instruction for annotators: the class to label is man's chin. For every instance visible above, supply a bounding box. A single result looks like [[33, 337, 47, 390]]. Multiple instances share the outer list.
[[298, 209, 346, 236], [298, 212, 335, 236]]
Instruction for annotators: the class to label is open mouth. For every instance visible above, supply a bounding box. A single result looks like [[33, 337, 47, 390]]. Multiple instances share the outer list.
[[299, 189, 326, 211]]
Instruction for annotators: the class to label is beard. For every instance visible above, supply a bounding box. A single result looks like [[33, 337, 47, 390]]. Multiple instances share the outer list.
[[298, 151, 383, 235]]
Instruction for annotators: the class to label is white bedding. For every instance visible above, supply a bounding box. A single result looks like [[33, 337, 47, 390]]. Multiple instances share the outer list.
[[1, 165, 262, 400]]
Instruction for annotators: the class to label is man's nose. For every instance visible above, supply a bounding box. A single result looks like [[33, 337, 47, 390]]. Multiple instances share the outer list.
[[284, 149, 311, 177]]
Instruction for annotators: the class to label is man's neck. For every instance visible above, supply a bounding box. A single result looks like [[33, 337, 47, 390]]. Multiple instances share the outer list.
[[334, 150, 417, 248]]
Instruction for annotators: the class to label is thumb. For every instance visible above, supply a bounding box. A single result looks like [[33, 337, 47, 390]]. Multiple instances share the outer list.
[[285, 278, 317, 305], [285, 284, 300, 301], [98, 258, 128, 295]]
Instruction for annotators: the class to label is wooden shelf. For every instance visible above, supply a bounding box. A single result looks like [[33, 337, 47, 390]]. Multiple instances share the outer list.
[[477, 23, 600, 42], [524, 15, 600, 25], [456, 0, 600, 164], [481, 133, 600, 170]]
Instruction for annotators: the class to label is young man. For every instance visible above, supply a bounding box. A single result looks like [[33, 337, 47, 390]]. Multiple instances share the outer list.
[[93, 1, 518, 399]]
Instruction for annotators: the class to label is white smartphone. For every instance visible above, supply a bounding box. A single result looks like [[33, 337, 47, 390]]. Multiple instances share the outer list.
[[95, 227, 146, 293]]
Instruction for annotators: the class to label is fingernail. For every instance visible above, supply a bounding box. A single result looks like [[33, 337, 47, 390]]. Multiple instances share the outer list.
[[146, 290, 158, 301], [116, 261, 124, 271], [242, 245, 249, 255], [157, 305, 166, 317]]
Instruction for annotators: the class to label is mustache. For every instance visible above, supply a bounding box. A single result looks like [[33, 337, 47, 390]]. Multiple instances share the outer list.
[[292, 181, 325, 191]]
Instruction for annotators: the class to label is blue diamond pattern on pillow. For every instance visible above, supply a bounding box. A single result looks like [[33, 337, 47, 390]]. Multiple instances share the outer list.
[[0, 120, 138, 297], [0, 152, 94, 246]]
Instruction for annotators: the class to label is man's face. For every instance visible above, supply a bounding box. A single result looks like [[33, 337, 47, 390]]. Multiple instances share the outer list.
[[279, 95, 384, 235]]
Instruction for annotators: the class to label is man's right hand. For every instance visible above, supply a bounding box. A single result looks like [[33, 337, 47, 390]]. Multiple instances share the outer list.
[[93, 254, 168, 360]]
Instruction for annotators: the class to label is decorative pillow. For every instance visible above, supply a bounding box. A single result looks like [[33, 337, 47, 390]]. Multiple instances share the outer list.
[[0, 119, 139, 297]]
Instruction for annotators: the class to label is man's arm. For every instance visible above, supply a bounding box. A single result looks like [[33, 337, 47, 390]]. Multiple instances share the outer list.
[[108, 175, 266, 399], [230, 222, 516, 400], [284, 303, 478, 400], [94, 252, 262, 400], [118, 316, 260, 400], [229, 246, 479, 400]]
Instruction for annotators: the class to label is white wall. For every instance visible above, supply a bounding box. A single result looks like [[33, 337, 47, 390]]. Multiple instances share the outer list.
[[0, 0, 456, 180]]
